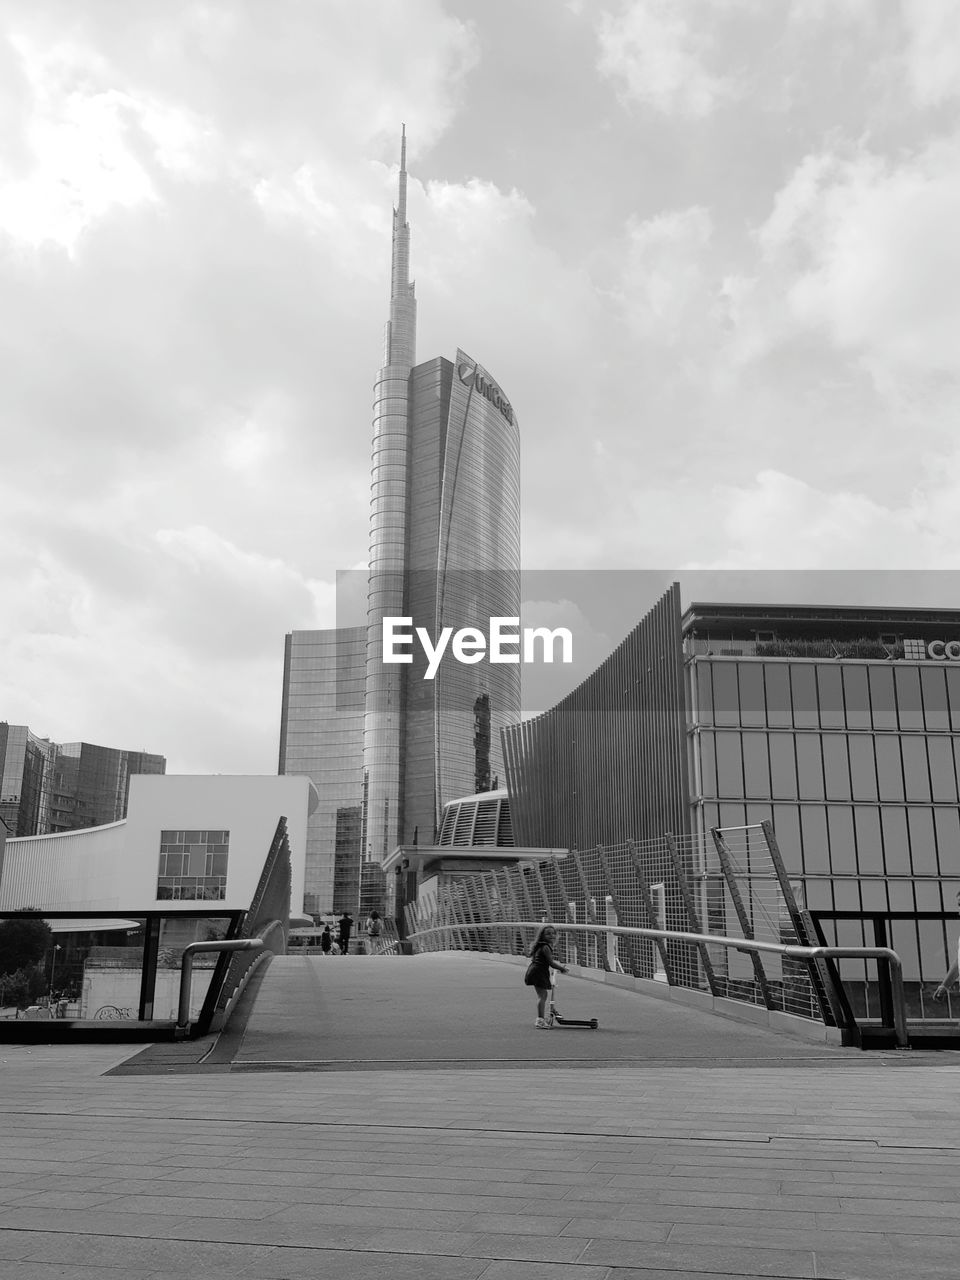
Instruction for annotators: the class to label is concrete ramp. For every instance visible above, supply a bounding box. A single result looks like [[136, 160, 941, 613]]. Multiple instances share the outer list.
[[230, 952, 850, 1070]]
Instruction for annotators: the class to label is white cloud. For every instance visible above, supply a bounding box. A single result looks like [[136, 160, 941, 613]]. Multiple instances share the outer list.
[[678, 465, 960, 571], [611, 206, 715, 344], [899, 0, 960, 108], [731, 138, 960, 388], [596, 0, 745, 116]]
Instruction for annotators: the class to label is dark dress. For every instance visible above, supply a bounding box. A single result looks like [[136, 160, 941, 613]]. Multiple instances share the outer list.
[[527, 941, 559, 990]]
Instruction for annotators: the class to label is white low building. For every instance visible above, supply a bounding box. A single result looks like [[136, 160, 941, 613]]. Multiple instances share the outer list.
[[0, 774, 317, 916]]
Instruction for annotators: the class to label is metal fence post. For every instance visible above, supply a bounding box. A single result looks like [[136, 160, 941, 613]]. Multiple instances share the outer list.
[[665, 832, 720, 996], [711, 828, 776, 1010], [626, 840, 677, 985]]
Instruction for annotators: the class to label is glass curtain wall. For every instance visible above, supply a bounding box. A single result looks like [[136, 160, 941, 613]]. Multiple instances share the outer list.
[[689, 655, 960, 987]]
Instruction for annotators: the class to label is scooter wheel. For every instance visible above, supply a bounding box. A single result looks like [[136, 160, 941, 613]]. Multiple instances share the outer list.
[[590, 1019, 599, 1029]]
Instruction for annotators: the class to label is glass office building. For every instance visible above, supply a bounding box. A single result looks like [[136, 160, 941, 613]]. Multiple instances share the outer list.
[[503, 588, 960, 988], [0, 724, 54, 837], [278, 627, 366, 915], [280, 130, 521, 910], [684, 600, 960, 985], [0, 723, 164, 837], [50, 742, 165, 832], [362, 132, 521, 862]]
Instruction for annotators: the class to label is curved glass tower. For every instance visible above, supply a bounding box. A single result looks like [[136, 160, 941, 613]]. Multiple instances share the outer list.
[[362, 132, 521, 861]]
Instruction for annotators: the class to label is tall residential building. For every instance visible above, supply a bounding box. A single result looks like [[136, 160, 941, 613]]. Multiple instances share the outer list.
[[0, 723, 165, 836], [279, 128, 521, 911]]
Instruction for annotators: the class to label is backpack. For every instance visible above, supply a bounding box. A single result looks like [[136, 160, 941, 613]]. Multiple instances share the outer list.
[[368, 917, 382, 937]]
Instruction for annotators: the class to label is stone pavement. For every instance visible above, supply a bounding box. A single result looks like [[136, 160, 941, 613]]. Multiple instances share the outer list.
[[0, 953, 959, 1279]]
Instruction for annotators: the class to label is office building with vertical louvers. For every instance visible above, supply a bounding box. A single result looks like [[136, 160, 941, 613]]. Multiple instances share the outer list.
[[501, 585, 960, 990]]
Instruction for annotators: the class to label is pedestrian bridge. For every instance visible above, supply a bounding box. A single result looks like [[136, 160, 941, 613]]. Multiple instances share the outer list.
[[203, 951, 850, 1072]]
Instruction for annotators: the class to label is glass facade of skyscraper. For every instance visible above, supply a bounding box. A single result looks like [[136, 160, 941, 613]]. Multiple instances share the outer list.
[[280, 132, 521, 912], [278, 627, 365, 915], [0, 723, 164, 837], [50, 743, 166, 832], [390, 353, 522, 856]]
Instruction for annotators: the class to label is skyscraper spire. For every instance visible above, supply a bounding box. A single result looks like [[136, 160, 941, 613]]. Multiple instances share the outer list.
[[365, 126, 418, 864], [385, 123, 416, 367]]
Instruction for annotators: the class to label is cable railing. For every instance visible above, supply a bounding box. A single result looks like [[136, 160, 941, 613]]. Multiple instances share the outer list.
[[406, 918, 910, 1049], [402, 821, 938, 1045]]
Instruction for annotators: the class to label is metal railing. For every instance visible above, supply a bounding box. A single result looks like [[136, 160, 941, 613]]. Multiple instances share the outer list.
[[176, 919, 283, 1034], [407, 919, 911, 1049]]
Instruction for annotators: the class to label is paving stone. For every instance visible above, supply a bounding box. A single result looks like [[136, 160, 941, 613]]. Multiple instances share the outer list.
[[578, 1240, 817, 1276], [462, 1231, 591, 1263], [0, 1264, 156, 1280], [3, 956, 960, 1280], [475, 1263, 611, 1278], [229, 1245, 487, 1279]]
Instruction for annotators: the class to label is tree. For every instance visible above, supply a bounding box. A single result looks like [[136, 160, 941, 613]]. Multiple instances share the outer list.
[[0, 966, 47, 1010], [0, 919, 53, 977]]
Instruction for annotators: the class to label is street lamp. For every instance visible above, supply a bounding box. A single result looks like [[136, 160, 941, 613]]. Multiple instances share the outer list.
[[49, 944, 62, 1000]]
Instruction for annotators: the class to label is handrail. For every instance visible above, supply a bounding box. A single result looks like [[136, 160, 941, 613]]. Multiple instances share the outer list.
[[176, 919, 284, 1033], [406, 919, 910, 1049]]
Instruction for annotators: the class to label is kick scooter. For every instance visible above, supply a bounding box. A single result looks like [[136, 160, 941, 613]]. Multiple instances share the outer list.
[[547, 971, 598, 1029]]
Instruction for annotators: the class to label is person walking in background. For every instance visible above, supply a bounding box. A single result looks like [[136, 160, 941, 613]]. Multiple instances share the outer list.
[[364, 910, 383, 954], [320, 924, 332, 955], [337, 912, 354, 956], [524, 924, 567, 1028], [933, 889, 960, 1001]]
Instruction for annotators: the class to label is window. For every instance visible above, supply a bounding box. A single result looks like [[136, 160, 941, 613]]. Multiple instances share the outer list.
[[697, 731, 717, 799], [894, 666, 924, 731], [711, 663, 740, 727], [816, 665, 845, 729], [738, 664, 766, 728], [742, 732, 770, 798], [827, 806, 857, 875], [908, 808, 937, 876], [901, 736, 931, 802], [790, 666, 819, 728], [842, 666, 871, 730], [848, 735, 878, 802], [875, 737, 905, 801], [822, 734, 851, 801], [768, 734, 798, 799], [920, 666, 949, 731], [156, 829, 230, 901], [763, 664, 792, 728], [796, 734, 824, 800], [715, 731, 745, 797], [868, 666, 897, 730]]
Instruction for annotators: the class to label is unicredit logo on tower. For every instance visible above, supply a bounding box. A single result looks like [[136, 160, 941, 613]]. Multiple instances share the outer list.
[[382, 617, 573, 680], [458, 361, 514, 425]]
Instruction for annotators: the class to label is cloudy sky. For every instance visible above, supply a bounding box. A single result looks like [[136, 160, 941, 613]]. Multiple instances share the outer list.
[[2, 1, 960, 774]]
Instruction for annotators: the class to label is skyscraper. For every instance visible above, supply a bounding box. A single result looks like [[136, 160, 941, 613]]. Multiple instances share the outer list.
[[362, 128, 521, 861], [0, 723, 165, 837], [278, 627, 366, 915], [280, 128, 521, 910]]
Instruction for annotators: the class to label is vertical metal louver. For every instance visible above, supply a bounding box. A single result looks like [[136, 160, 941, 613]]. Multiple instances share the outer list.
[[472, 799, 498, 845], [452, 803, 475, 846], [496, 802, 514, 847], [438, 804, 458, 845]]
